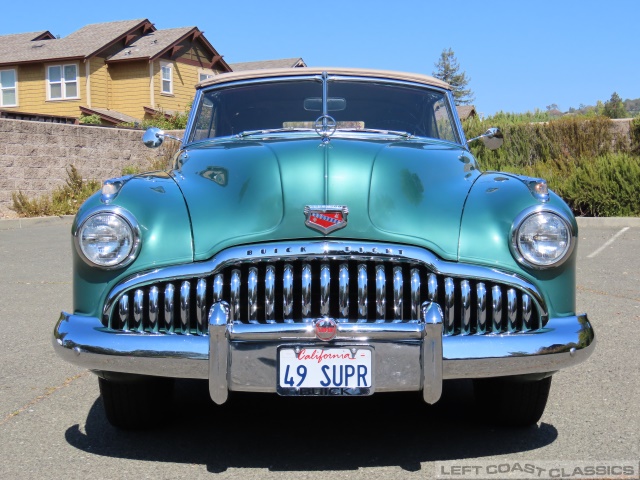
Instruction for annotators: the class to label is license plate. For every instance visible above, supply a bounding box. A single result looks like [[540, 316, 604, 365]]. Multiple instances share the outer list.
[[278, 347, 373, 395]]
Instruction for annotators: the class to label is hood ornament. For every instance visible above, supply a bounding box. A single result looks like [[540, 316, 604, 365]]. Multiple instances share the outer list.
[[304, 205, 349, 234]]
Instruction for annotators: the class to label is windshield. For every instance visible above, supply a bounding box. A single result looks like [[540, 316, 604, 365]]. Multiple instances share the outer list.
[[189, 78, 459, 143]]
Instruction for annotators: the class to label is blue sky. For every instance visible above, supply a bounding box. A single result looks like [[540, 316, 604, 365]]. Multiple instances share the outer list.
[[2, 0, 638, 116]]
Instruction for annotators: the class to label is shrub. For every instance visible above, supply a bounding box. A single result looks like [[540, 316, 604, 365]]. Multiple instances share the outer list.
[[79, 114, 103, 125], [11, 166, 100, 217]]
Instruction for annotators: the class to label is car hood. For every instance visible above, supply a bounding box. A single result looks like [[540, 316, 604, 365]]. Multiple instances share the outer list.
[[172, 136, 480, 261]]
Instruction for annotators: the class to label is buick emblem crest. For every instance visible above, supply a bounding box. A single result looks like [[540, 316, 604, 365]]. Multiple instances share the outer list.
[[304, 205, 349, 234], [315, 318, 338, 341]]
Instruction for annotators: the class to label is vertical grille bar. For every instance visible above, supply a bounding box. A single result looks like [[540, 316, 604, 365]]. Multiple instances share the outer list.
[[476, 282, 486, 334], [230, 269, 241, 322], [427, 273, 438, 302], [118, 294, 129, 331], [301, 264, 312, 321], [491, 285, 502, 333], [133, 289, 144, 332], [213, 274, 223, 303], [357, 264, 367, 322], [507, 288, 518, 333], [265, 266, 275, 323], [375, 265, 386, 322], [164, 283, 175, 333], [460, 280, 471, 335], [338, 263, 349, 320], [410, 268, 420, 320], [248, 267, 258, 324], [283, 264, 294, 323], [320, 264, 330, 316], [393, 266, 403, 322], [180, 281, 191, 334], [444, 277, 455, 334], [522, 294, 533, 331], [148, 286, 159, 333], [196, 278, 207, 335]]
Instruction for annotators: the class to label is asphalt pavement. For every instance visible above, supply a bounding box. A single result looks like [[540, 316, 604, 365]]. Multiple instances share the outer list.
[[0, 217, 638, 479]]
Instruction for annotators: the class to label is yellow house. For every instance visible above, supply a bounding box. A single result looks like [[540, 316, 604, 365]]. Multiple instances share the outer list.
[[0, 19, 230, 125]]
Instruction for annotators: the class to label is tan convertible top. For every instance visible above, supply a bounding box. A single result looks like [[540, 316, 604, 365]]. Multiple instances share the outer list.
[[197, 67, 451, 90]]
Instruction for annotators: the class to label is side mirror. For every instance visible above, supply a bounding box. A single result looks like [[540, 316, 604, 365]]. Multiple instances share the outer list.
[[142, 127, 183, 148], [467, 127, 504, 150]]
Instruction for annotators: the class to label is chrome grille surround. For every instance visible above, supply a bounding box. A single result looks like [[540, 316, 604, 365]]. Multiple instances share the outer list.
[[103, 241, 547, 337]]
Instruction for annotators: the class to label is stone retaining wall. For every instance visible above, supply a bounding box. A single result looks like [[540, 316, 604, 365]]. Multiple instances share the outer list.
[[0, 118, 181, 218]]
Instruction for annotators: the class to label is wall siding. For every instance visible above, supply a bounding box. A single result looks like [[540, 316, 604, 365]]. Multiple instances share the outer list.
[[89, 58, 109, 109], [108, 62, 151, 120], [153, 59, 197, 114], [3, 63, 86, 117]]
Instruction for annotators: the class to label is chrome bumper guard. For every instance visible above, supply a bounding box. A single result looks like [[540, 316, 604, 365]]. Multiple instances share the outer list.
[[53, 304, 595, 405]]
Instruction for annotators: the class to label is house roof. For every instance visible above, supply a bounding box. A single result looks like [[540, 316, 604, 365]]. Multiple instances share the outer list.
[[456, 105, 477, 120], [0, 19, 152, 66], [230, 57, 306, 71], [79, 106, 140, 125], [108, 27, 197, 61]]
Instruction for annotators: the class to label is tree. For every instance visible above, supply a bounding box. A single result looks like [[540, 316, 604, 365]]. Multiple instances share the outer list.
[[603, 92, 628, 119], [432, 48, 475, 105]]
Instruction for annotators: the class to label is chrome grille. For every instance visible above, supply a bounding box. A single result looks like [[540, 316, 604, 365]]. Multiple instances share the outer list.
[[107, 256, 542, 336]]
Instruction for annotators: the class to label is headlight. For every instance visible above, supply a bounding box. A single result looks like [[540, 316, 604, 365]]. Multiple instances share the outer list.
[[75, 209, 141, 268], [511, 209, 573, 268]]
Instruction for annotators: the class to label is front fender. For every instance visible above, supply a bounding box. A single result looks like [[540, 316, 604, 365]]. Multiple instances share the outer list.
[[458, 172, 578, 318], [72, 172, 193, 317]]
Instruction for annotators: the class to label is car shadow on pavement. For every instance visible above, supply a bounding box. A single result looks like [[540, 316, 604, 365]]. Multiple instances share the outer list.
[[64, 379, 558, 473]]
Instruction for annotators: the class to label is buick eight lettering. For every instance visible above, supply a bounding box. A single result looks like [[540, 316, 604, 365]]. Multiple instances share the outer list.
[[53, 67, 595, 429]]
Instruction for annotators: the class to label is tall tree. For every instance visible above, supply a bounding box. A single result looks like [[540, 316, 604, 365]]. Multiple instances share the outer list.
[[432, 48, 475, 105], [603, 92, 628, 119]]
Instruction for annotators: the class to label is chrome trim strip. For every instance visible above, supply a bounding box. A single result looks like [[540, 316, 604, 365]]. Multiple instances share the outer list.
[[410, 268, 420, 320], [301, 264, 312, 320], [338, 263, 349, 320], [283, 264, 293, 322], [265, 266, 275, 323], [196, 279, 207, 335], [103, 240, 549, 325], [492, 286, 502, 333], [148, 286, 159, 333], [357, 263, 367, 321], [248, 267, 258, 324], [427, 273, 438, 302], [460, 280, 471, 335], [320, 264, 330, 316], [444, 278, 455, 334], [133, 289, 143, 332], [422, 302, 443, 404], [393, 266, 403, 322], [180, 281, 190, 335], [476, 282, 486, 334], [164, 284, 174, 333], [230, 269, 240, 322], [208, 301, 230, 405], [375, 265, 386, 321]]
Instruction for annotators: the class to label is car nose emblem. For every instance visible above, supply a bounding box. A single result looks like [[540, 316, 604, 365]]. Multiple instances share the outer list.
[[304, 205, 349, 234], [314, 318, 338, 341]]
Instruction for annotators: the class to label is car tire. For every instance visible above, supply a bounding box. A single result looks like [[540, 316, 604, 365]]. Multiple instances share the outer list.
[[98, 376, 174, 430], [473, 376, 552, 427]]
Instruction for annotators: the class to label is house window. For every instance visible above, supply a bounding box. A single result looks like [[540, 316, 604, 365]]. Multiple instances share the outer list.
[[0, 69, 17, 107], [161, 62, 173, 94], [199, 72, 213, 82], [47, 64, 78, 100]]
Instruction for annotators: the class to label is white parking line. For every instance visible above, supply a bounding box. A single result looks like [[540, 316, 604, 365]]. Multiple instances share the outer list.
[[586, 227, 630, 258]]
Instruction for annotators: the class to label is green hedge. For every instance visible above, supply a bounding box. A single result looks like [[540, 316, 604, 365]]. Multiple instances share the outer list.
[[463, 115, 640, 216]]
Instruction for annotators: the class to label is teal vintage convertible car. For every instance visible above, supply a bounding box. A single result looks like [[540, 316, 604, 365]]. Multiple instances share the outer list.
[[53, 67, 595, 429]]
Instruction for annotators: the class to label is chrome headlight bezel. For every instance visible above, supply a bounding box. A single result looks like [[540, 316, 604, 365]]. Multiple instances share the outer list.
[[510, 206, 575, 269], [74, 206, 142, 269]]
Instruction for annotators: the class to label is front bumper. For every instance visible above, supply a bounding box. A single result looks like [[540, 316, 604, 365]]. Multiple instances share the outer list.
[[53, 302, 595, 405]]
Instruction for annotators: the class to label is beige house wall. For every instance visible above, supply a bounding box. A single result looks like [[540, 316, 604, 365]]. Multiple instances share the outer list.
[[107, 62, 151, 120]]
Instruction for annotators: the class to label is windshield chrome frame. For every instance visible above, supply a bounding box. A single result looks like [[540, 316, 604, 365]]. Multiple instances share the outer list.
[[183, 74, 466, 147]]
